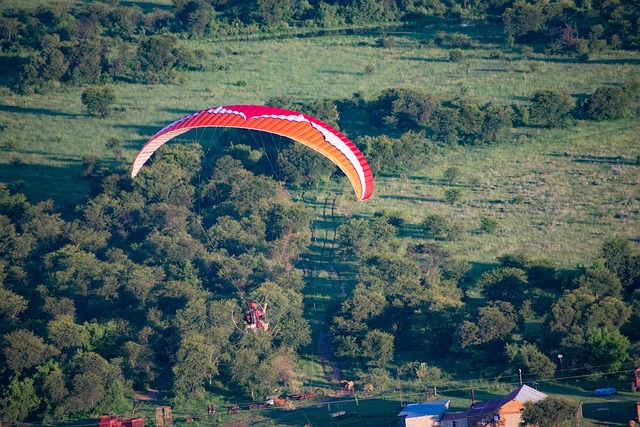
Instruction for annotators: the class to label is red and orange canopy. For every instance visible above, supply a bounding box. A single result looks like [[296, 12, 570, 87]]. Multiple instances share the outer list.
[[131, 105, 373, 201]]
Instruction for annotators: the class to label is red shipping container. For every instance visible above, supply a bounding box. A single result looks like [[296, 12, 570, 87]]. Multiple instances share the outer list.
[[121, 418, 144, 427]]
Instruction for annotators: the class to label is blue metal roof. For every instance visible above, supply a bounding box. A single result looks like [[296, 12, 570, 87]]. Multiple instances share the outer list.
[[398, 400, 450, 418]]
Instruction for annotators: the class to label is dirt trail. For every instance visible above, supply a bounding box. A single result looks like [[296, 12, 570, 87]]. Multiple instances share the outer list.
[[317, 331, 341, 383]]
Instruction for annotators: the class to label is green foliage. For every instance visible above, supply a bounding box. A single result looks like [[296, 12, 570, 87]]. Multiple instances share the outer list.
[[600, 238, 640, 290], [3, 330, 60, 372], [580, 86, 633, 121], [505, 342, 556, 379], [444, 187, 462, 204], [335, 216, 399, 260], [442, 166, 459, 182], [581, 326, 630, 370], [0, 376, 41, 423], [81, 86, 116, 118], [172, 332, 218, 400], [412, 362, 443, 383], [422, 213, 449, 238], [371, 88, 440, 130], [449, 49, 464, 62], [1, 4, 639, 425], [137, 33, 180, 83], [277, 143, 336, 185], [0, 285, 27, 320], [480, 103, 513, 143], [360, 131, 432, 173], [356, 367, 392, 391], [479, 216, 498, 234], [528, 89, 574, 128], [521, 397, 581, 427], [362, 329, 395, 366]]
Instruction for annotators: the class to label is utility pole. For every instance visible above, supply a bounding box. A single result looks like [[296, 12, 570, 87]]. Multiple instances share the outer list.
[[397, 368, 403, 407], [518, 369, 522, 386]]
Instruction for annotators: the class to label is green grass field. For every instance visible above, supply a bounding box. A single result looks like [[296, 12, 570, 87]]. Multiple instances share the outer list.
[[2, 25, 637, 265], [1, 19, 639, 426]]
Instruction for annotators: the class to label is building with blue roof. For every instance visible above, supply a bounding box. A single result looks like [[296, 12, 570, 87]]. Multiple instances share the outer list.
[[398, 400, 450, 427]]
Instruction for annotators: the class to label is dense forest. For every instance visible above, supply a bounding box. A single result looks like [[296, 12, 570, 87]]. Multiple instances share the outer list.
[[0, 0, 639, 424]]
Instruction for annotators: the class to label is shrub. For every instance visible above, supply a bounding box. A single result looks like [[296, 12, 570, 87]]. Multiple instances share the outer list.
[[371, 88, 440, 130], [528, 89, 574, 128], [444, 188, 462, 204], [448, 33, 473, 48], [430, 106, 460, 144], [422, 213, 449, 238], [479, 216, 498, 234], [581, 86, 631, 120], [81, 86, 116, 118], [443, 167, 459, 182], [449, 49, 464, 62], [480, 103, 513, 143]]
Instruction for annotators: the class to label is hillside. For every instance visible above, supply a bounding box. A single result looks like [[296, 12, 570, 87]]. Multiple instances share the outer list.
[[0, 1, 639, 426]]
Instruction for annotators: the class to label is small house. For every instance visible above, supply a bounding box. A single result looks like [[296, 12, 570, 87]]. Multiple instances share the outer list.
[[398, 400, 451, 427], [466, 384, 547, 427]]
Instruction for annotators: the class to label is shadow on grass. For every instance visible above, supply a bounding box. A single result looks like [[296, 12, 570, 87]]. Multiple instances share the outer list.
[[0, 104, 82, 117], [258, 395, 402, 427], [0, 162, 90, 215], [582, 399, 637, 425], [120, 1, 172, 11], [531, 56, 640, 66], [401, 56, 450, 63], [379, 194, 442, 203]]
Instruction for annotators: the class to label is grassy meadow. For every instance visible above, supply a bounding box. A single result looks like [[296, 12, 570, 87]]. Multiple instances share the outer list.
[[1, 16, 640, 426], [1, 27, 638, 267]]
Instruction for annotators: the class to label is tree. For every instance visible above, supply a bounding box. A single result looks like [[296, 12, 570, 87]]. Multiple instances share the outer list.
[[0, 286, 27, 320], [582, 327, 630, 370], [3, 330, 60, 372], [444, 188, 462, 204], [35, 361, 69, 420], [172, 332, 218, 400], [173, 0, 212, 36], [422, 213, 449, 239], [0, 376, 41, 423], [16, 35, 68, 93], [81, 86, 116, 118], [335, 217, 398, 260], [581, 86, 632, 120], [371, 88, 439, 130], [65, 352, 112, 414], [277, 142, 335, 186], [476, 300, 518, 343], [430, 106, 460, 144], [600, 238, 640, 290], [68, 38, 103, 84], [521, 397, 581, 427], [503, 0, 547, 39], [578, 261, 623, 299], [449, 49, 464, 62], [254, 0, 296, 28], [478, 267, 528, 305], [480, 103, 513, 142], [137, 33, 179, 83], [47, 315, 91, 350], [528, 89, 574, 128], [505, 342, 556, 379], [362, 330, 395, 366]]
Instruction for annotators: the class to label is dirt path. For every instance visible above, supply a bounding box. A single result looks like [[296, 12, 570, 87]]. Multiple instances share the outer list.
[[134, 388, 161, 401], [317, 331, 341, 383]]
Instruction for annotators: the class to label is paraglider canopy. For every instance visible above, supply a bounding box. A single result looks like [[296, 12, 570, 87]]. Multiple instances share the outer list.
[[130, 105, 374, 201]]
